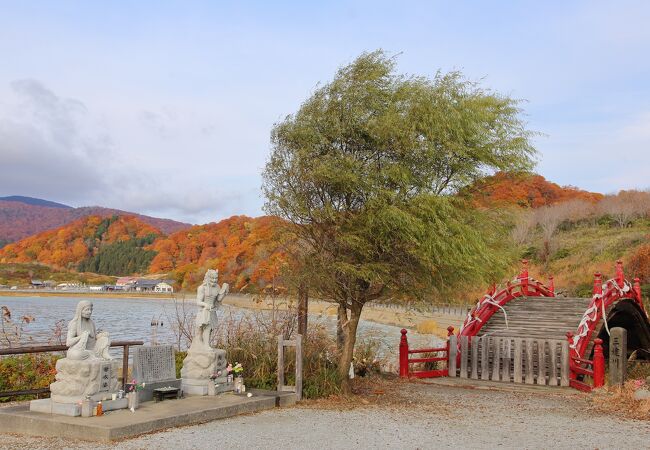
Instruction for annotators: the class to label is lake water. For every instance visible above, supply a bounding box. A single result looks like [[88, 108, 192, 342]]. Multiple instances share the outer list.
[[0, 295, 437, 361]]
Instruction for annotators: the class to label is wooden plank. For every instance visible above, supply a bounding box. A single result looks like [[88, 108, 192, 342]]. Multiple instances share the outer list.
[[513, 338, 523, 383], [448, 335, 457, 377], [537, 341, 546, 385], [502, 338, 511, 382], [548, 340, 558, 386], [470, 337, 479, 379], [560, 340, 570, 387], [277, 335, 285, 392], [295, 334, 303, 401], [491, 337, 501, 381], [460, 335, 468, 378], [480, 336, 489, 380], [525, 339, 534, 384]]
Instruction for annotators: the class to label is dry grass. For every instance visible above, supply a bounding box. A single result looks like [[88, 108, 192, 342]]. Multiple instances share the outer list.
[[591, 380, 650, 421]]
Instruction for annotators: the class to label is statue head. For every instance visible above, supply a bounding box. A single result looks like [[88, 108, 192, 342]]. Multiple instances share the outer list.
[[204, 269, 219, 286], [75, 300, 93, 320]]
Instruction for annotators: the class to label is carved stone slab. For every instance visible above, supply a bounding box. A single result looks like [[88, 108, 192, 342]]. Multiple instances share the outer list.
[[132, 345, 177, 383]]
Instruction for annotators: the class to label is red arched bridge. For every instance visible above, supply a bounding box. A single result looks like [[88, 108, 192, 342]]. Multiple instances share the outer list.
[[399, 260, 650, 391]]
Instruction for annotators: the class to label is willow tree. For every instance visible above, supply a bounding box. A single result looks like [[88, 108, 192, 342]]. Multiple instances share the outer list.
[[262, 51, 536, 392]]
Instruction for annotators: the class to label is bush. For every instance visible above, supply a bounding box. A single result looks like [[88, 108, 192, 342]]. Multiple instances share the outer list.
[[0, 354, 60, 402]]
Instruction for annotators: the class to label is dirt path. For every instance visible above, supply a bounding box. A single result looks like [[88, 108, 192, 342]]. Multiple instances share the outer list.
[[1, 382, 647, 449]]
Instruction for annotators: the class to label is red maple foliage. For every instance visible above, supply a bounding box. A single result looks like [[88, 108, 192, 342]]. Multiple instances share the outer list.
[[468, 172, 603, 208]]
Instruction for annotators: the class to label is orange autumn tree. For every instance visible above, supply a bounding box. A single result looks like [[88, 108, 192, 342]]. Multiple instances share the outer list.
[[148, 215, 290, 292], [0, 215, 162, 271], [468, 172, 603, 208]]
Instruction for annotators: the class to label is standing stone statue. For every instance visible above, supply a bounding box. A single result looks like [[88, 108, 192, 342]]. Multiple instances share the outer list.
[[181, 269, 230, 395], [48, 301, 120, 405]]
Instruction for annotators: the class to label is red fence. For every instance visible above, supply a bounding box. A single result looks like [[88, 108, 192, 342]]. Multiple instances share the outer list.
[[399, 327, 454, 378]]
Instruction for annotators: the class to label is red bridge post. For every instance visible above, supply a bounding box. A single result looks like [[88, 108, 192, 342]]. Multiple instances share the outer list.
[[593, 338, 605, 388], [616, 260, 624, 288], [593, 272, 602, 296], [549, 275, 555, 296], [520, 259, 529, 295], [634, 277, 642, 303], [399, 329, 409, 378]]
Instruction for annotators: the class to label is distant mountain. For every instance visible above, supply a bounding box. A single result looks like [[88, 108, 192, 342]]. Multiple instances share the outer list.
[[0, 199, 191, 246], [0, 195, 71, 209], [0, 215, 161, 275]]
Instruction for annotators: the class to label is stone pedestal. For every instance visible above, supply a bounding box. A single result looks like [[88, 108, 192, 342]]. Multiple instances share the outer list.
[[48, 358, 120, 404], [181, 347, 227, 396]]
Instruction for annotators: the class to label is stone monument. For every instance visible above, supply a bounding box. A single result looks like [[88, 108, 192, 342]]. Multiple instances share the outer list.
[[30, 301, 122, 416], [181, 269, 229, 395], [131, 344, 181, 402]]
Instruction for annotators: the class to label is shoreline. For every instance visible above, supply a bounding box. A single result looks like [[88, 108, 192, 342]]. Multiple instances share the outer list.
[[0, 291, 463, 337]]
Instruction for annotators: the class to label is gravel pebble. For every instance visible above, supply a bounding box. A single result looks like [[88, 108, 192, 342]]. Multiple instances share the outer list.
[[1, 383, 648, 450]]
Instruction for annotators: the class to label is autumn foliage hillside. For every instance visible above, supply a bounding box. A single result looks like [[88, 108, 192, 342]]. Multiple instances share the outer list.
[[468, 172, 603, 208], [0, 199, 190, 246], [0, 215, 162, 274], [149, 215, 288, 291]]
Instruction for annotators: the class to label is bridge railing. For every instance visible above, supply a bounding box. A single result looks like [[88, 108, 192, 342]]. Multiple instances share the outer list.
[[566, 333, 605, 392], [399, 327, 454, 378]]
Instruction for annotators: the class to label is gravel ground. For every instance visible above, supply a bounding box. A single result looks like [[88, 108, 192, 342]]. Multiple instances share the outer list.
[[1, 382, 648, 450]]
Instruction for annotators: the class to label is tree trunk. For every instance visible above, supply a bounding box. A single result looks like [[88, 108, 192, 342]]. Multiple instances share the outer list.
[[337, 303, 362, 394], [297, 283, 308, 336], [336, 303, 346, 351]]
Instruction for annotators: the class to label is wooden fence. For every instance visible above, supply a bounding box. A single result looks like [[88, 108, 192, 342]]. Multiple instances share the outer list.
[[449, 335, 570, 386]]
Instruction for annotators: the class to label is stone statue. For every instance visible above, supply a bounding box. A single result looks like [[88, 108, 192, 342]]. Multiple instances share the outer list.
[[194, 269, 229, 349], [48, 301, 119, 405], [66, 300, 112, 361], [181, 269, 230, 395]]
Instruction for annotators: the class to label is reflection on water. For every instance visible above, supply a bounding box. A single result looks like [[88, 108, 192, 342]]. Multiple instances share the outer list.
[[0, 295, 438, 360]]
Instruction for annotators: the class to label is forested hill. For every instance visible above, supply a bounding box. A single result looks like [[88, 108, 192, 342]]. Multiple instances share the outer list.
[[466, 172, 604, 208], [0, 198, 190, 246], [148, 215, 288, 291], [0, 215, 162, 275]]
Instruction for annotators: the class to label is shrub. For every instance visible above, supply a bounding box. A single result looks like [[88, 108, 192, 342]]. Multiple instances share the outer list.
[[0, 354, 60, 402]]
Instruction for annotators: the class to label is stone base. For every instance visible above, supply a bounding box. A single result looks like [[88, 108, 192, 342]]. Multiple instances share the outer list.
[[180, 346, 226, 381], [29, 398, 128, 417], [130, 379, 182, 402], [50, 358, 120, 404]]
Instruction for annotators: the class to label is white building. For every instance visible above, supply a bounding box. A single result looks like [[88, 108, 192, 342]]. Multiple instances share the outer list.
[[154, 281, 174, 293]]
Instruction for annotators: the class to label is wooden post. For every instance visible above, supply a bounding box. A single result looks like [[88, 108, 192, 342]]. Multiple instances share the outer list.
[[480, 336, 489, 380], [560, 340, 570, 387], [277, 336, 285, 391], [548, 340, 558, 386], [593, 338, 605, 388], [609, 327, 627, 386], [470, 337, 479, 379], [295, 334, 303, 401], [122, 344, 130, 391], [491, 338, 501, 381], [525, 340, 534, 384], [502, 339, 511, 382], [536, 341, 546, 385], [448, 334, 457, 377], [399, 329, 409, 378], [460, 336, 468, 378], [513, 338, 523, 383]]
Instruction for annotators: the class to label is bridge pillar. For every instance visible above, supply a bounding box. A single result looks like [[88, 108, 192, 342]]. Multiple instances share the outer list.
[[609, 327, 627, 386], [593, 338, 605, 388]]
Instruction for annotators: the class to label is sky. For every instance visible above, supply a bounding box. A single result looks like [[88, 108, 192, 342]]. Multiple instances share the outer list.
[[0, 1, 649, 224]]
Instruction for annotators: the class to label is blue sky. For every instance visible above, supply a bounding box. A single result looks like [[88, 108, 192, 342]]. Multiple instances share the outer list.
[[1, 1, 648, 224]]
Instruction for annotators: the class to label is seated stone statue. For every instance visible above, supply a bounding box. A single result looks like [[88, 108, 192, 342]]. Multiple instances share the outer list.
[[66, 300, 112, 361]]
